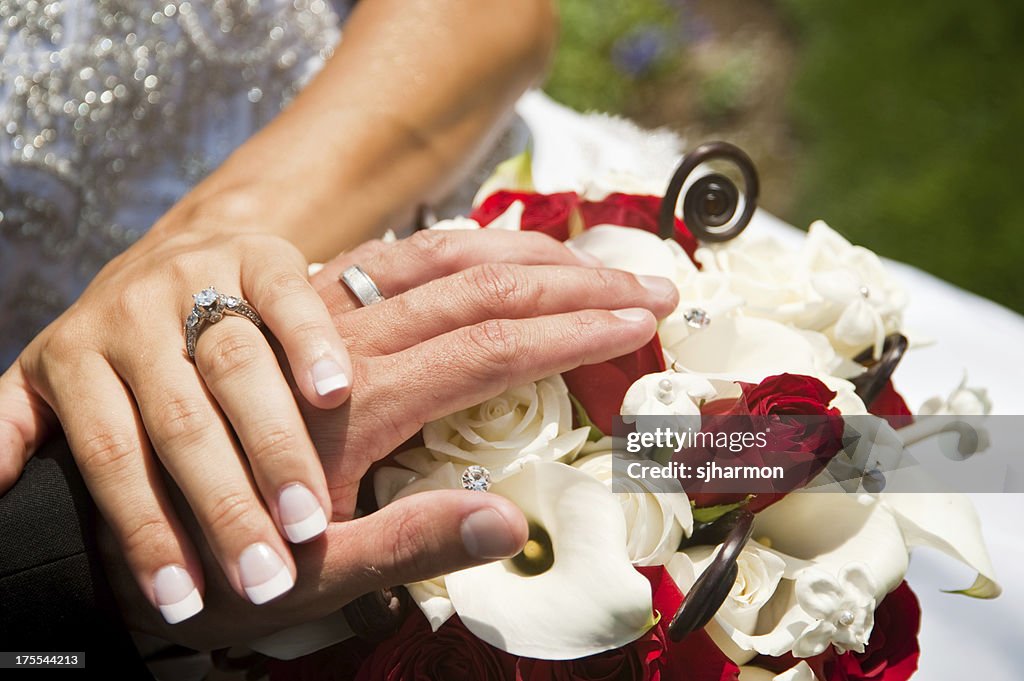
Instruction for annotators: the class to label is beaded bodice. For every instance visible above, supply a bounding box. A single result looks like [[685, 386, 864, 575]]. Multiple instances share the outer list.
[[0, 0, 348, 366]]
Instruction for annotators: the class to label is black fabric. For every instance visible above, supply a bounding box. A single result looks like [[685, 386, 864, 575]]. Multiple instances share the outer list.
[[0, 438, 152, 676]]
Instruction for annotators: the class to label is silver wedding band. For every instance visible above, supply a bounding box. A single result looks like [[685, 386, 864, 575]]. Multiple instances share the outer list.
[[184, 286, 263, 360], [340, 265, 385, 306]]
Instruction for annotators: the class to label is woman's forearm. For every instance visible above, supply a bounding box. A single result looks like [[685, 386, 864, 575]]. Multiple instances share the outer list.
[[158, 0, 558, 261]]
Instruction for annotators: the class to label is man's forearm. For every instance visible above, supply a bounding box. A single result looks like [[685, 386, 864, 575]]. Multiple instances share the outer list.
[[160, 0, 558, 261]]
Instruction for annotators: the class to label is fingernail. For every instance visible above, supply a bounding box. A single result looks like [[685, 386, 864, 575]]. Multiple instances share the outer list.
[[611, 307, 653, 323], [153, 565, 203, 624], [637, 275, 678, 300], [461, 508, 519, 559], [566, 242, 603, 267], [312, 358, 350, 397], [239, 543, 294, 604], [279, 483, 328, 543]]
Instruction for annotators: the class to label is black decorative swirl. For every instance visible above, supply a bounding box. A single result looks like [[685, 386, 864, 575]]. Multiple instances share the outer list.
[[851, 333, 909, 406], [668, 508, 754, 642], [659, 141, 760, 243]]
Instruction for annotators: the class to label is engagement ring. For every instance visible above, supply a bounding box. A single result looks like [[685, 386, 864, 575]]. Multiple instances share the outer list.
[[185, 286, 262, 360]]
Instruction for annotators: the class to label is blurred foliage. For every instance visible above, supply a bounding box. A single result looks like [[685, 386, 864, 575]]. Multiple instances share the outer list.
[[550, 0, 1024, 312], [545, 0, 685, 112], [783, 0, 1024, 312]]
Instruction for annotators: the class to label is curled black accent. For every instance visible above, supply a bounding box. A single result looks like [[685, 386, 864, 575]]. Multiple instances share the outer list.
[[659, 141, 760, 243], [668, 508, 754, 642], [342, 585, 411, 643], [852, 333, 909, 406]]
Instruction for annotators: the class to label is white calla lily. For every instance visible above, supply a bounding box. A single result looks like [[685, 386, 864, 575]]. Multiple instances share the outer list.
[[668, 317, 845, 385], [568, 225, 677, 280], [878, 493, 1001, 598], [572, 452, 693, 565], [739, 662, 816, 681], [445, 461, 654, 659]]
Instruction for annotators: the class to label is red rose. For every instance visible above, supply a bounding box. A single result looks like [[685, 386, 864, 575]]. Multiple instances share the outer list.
[[516, 567, 739, 681], [757, 582, 921, 681], [580, 193, 699, 261], [354, 611, 517, 681], [867, 381, 914, 430], [470, 191, 581, 241], [267, 638, 374, 681], [562, 336, 667, 435], [685, 374, 845, 512]]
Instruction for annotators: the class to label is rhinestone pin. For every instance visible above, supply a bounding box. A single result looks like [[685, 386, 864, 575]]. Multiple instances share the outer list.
[[683, 307, 711, 329], [461, 466, 492, 492]]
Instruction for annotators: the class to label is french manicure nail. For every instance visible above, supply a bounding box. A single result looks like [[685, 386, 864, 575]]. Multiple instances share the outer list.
[[566, 243, 603, 267], [279, 484, 328, 543], [636, 275, 678, 300], [461, 508, 519, 559], [153, 565, 203, 624], [611, 307, 652, 323], [312, 358, 350, 397], [239, 543, 294, 604]]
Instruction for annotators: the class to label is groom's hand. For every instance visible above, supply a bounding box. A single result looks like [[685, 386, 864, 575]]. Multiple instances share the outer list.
[[303, 229, 679, 518]]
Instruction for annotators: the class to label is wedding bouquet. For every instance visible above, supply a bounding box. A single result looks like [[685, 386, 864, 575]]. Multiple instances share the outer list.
[[269, 143, 1000, 681]]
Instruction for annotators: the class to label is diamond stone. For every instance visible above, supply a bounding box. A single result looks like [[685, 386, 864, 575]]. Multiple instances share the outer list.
[[186, 310, 200, 328], [224, 295, 240, 309], [461, 465, 492, 492], [683, 307, 711, 329], [194, 287, 218, 308]]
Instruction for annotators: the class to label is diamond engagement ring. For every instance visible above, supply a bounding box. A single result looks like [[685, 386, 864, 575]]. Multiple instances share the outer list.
[[340, 265, 385, 306], [185, 286, 263, 359]]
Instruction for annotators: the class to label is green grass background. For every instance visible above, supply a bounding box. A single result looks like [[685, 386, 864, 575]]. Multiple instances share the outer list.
[[547, 0, 1024, 313]]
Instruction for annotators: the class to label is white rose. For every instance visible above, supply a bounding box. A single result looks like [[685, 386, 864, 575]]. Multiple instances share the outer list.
[[572, 452, 693, 566], [668, 541, 788, 664], [430, 200, 524, 231], [423, 375, 589, 477]]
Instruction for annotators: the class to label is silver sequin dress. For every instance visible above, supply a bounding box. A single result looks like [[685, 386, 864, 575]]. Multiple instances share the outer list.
[[0, 0, 351, 367]]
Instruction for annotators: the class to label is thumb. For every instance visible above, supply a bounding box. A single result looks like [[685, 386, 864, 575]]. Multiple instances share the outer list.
[[318, 489, 528, 600], [0, 362, 56, 493]]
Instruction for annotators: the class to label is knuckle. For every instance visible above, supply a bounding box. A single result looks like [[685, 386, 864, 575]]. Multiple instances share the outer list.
[[152, 395, 210, 448], [284, 318, 330, 345], [76, 430, 138, 474], [246, 423, 301, 468], [257, 269, 311, 306], [467, 263, 528, 309], [198, 329, 263, 378], [408, 230, 456, 265], [383, 508, 436, 579], [206, 490, 260, 534], [466, 319, 523, 369], [40, 324, 81, 359], [120, 516, 171, 559]]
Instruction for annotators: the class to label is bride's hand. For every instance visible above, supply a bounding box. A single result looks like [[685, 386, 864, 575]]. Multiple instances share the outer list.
[[112, 228, 678, 648], [0, 227, 358, 620]]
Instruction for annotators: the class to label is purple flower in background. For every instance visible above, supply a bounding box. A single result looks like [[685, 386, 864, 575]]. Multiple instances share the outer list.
[[612, 26, 669, 77]]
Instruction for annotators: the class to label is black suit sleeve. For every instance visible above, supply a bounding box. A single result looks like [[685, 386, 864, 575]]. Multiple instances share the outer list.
[[0, 438, 152, 676]]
